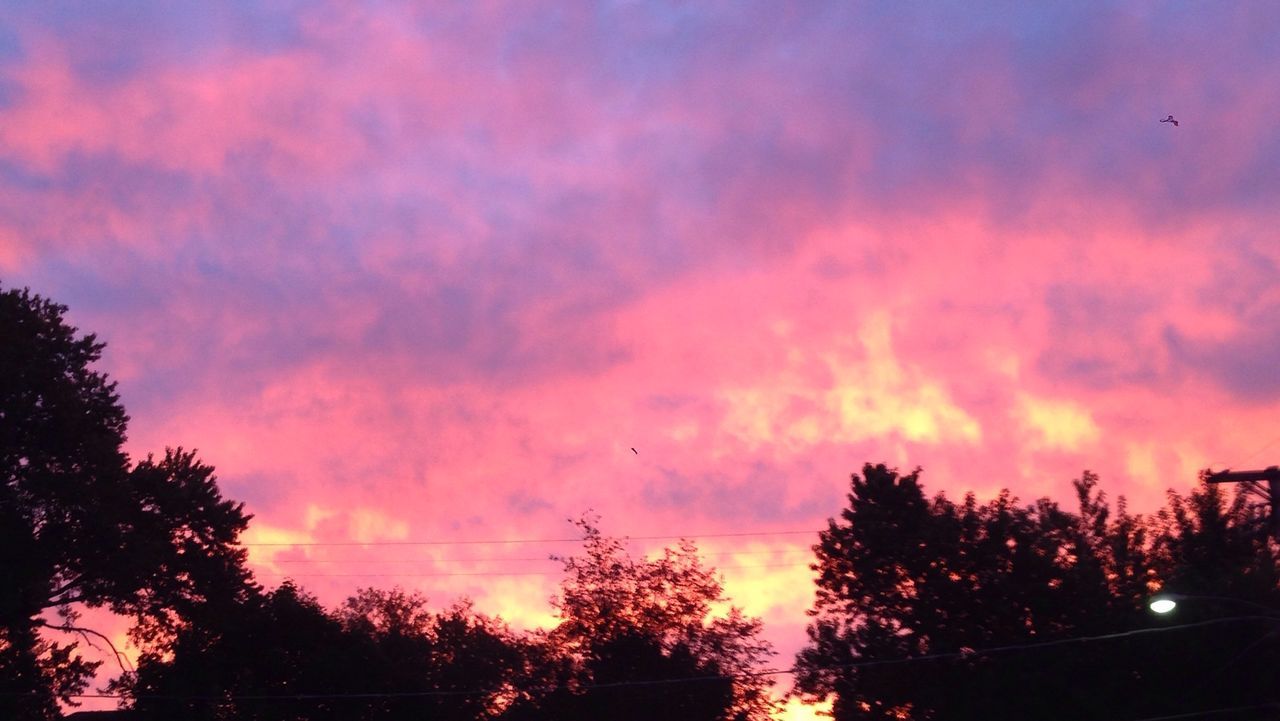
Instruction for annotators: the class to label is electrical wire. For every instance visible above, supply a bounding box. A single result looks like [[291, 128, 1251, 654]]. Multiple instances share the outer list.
[[262, 549, 815, 564], [1124, 703, 1280, 721], [241, 529, 817, 547], [1242, 436, 1280, 466], [21, 615, 1276, 703], [1211, 432, 1280, 473], [253, 561, 812, 578]]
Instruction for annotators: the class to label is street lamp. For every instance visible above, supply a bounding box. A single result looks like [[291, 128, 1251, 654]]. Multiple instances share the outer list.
[[1147, 592, 1280, 617]]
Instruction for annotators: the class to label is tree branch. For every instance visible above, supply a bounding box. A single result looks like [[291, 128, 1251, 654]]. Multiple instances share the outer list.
[[46, 590, 85, 609], [47, 574, 83, 601], [38, 621, 133, 674]]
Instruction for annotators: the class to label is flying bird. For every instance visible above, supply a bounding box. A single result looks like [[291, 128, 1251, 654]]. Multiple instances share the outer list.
[[631, 448, 638, 455], [1160, 115, 1179, 127]]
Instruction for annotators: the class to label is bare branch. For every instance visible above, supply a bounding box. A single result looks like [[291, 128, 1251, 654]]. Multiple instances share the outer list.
[[39, 621, 133, 674], [47, 574, 84, 601], [46, 591, 85, 608]]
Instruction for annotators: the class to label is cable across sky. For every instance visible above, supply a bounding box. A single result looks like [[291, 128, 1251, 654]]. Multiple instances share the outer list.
[[33, 616, 1276, 704], [241, 529, 819, 547]]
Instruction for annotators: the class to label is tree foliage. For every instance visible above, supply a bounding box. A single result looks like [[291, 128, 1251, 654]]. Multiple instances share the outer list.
[[506, 517, 777, 721], [121, 583, 533, 721], [123, 520, 777, 721], [0, 285, 252, 719], [336, 588, 535, 721], [795, 463, 1280, 720]]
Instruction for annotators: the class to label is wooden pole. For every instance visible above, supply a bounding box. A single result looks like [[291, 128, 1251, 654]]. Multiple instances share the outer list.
[[1205, 466, 1280, 542]]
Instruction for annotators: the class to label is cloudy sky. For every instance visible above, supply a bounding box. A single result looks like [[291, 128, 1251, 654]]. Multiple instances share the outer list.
[[4, 2, 1280, 716]]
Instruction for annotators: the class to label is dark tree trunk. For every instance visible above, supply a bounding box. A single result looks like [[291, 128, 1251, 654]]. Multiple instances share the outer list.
[[1, 619, 59, 721]]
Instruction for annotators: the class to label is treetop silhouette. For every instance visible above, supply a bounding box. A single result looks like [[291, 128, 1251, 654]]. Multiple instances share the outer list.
[[1, 285, 253, 720], [795, 463, 1280, 720]]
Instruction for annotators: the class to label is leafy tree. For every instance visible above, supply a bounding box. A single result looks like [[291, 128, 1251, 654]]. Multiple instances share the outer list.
[[121, 582, 351, 721], [505, 518, 777, 721], [1153, 479, 1280, 604], [0, 285, 252, 719], [1139, 481, 1280, 713], [336, 588, 534, 721], [126, 521, 779, 721], [122, 584, 534, 721], [794, 463, 1280, 720]]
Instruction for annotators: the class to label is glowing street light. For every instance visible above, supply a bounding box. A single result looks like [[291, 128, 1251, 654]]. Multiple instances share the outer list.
[[1147, 592, 1280, 617]]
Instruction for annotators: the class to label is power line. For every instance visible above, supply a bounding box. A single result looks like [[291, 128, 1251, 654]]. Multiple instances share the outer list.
[[261, 549, 815, 565], [1125, 703, 1280, 721], [1212, 432, 1280, 472], [241, 529, 816, 548], [25, 616, 1275, 703], [254, 561, 812, 578]]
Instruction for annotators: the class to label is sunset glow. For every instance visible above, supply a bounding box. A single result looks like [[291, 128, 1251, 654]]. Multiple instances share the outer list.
[[4, 2, 1280, 716]]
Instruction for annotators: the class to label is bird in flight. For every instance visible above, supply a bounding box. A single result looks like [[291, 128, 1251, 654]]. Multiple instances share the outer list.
[[1160, 115, 1179, 127], [631, 448, 638, 454]]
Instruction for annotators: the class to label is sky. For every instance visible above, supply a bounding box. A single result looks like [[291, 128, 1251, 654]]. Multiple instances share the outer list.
[[4, 2, 1280, 717]]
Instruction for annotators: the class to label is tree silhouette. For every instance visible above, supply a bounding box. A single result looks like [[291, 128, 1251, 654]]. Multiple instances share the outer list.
[[0, 285, 252, 719], [794, 463, 1280, 720], [1154, 480, 1280, 603], [120, 582, 351, 721], [123, 519, 777, 721], [336, 588, 533, 721], [121, 583, 534, 721], [505, 518, 777, 721]]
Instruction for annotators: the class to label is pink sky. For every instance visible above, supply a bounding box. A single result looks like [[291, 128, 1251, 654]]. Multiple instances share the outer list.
[[4, 3, 1280, 717]]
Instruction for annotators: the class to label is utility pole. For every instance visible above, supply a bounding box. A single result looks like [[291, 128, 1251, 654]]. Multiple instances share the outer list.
[[1205, 466, 1280, 542]]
